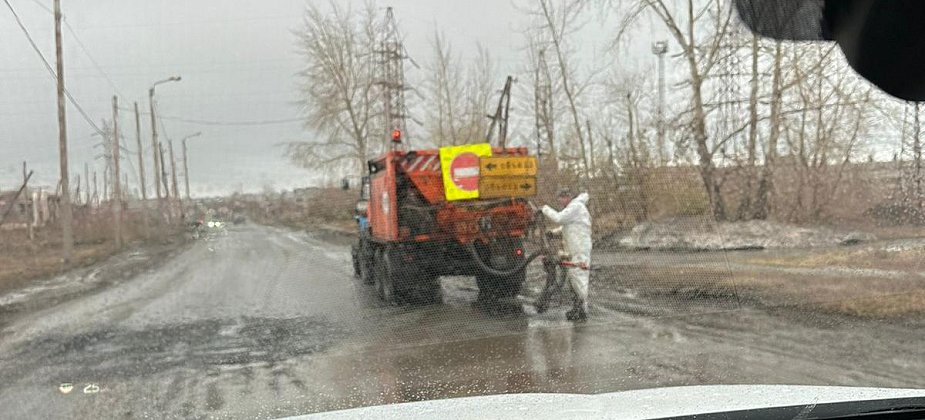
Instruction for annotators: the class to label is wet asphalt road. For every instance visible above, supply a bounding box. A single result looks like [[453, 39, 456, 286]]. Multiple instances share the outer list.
[[1, 224, 925, 419]]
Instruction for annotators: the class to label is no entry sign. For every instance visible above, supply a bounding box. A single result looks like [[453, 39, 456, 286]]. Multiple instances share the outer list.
[[439, 143, 492, 201]]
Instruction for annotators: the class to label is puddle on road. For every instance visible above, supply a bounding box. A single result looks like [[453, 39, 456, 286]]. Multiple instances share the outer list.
[[4, 315, 348, 380]]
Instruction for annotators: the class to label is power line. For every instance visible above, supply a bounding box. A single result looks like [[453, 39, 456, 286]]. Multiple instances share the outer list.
[[3, 0, 105, 137], [63, 20, 125, 97], [117, 106, 302, 126], [160, 116, 303, 126], [29, 0, 126, 98]]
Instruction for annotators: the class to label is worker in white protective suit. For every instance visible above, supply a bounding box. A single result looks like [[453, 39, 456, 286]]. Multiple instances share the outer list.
[[541, 189, 592, 322]]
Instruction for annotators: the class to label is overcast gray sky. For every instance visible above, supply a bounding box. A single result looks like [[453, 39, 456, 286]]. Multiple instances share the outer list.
[[1, 0, 662, 196]]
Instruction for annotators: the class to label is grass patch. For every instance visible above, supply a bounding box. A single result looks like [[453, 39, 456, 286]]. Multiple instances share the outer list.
[[744, 246, 925, 271], [0, 209, 182, 296], [817, 291, 925, 318], [594, 262, 925, 319]]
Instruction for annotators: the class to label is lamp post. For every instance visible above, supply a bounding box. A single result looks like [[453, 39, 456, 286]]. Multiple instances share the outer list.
[[148, 76, 181, 202], [180, 132, 202, 201], [652, 41, 668, 165]]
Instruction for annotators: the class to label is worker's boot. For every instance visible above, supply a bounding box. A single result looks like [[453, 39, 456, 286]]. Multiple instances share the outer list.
[[565, 298, 588, 323]]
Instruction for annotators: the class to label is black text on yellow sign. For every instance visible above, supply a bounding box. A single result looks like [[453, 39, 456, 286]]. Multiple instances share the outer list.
[[479, 176, 537, 199], [479, 156, 538, 177]]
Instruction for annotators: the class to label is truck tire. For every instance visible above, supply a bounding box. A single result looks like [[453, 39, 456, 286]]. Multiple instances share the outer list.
[[374, 247, 396, 304], [351, 245, 361, 277], [359, 240, 375, 285], [476, 270, 524, 302], [413, 272, 442, 305], [473, 237, 526, 302]]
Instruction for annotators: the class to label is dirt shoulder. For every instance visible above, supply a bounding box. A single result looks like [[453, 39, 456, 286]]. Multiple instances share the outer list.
[[0, 234, 190, 330], [592, 245, 925, 322]]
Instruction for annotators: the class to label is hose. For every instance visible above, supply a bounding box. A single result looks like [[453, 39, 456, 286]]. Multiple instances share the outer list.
[[467, 240, 544, 277]]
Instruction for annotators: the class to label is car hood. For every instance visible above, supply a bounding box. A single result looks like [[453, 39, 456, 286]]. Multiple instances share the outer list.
[[290, 385, 925, 420]]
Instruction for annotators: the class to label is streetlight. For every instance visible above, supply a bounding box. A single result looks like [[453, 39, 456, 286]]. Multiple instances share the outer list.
[[652, 41, 668, 165], [148, 76, 181, 201], [180, 132, 202, 201]]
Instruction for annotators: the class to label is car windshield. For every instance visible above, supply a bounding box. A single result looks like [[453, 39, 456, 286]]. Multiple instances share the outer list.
[[2, 0, 925, 419]]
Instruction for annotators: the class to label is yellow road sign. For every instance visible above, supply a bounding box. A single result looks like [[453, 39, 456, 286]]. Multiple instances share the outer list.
[[479, 176, 537, 199], [480, 156, 538, 177], [439, 143, 493, 201]]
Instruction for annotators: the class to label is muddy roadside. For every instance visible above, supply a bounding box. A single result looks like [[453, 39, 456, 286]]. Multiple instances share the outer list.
[[589, 245, 925, 326], [0, 234, 191, 331]]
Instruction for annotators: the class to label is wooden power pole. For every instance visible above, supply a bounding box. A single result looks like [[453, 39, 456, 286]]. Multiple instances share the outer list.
[[149, 94, 162, 201], [182, 139, 191, 200], [84, 162, 90, 204], [24, 161, 33, 240], [111, 96, 123, 249], [134, 102, 149, 233], [53, 0, 74, 263], [158, 143, 170, 199], [133, 103, 147, 203], [168, 140, 182, 220]]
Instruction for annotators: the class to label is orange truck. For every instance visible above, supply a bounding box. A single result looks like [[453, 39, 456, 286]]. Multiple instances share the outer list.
[[351, 146, 537, 304]]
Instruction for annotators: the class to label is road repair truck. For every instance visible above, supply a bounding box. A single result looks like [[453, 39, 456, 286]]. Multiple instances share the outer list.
[[351, 143, 539, 304]]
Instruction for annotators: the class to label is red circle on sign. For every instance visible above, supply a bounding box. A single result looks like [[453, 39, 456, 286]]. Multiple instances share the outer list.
[[449, 152, 480, 191]]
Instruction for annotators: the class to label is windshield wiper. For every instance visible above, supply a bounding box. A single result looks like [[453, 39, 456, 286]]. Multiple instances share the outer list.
[[654, 397, 925, 420]]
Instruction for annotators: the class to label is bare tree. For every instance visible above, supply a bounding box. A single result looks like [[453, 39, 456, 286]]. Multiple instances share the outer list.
[[461, 45, 496, 143], [774, 45, 874, 222], [422, 34, 496, 146], [524, 35, 559, 172], [532, 0, 595, 179], [288, 1, 380, 175], [618, 0, 736, 220], [423, 31, 463, 146]]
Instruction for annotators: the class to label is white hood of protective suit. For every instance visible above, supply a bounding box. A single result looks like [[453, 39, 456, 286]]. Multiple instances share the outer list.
[[572, 192, 589, 206]]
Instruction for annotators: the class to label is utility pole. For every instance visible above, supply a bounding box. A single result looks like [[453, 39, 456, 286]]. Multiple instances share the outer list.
[[168, 139, 183, 221], [54, 0, 74, 263], [150, 92, 162, 201], [158, 142, 170, 199], [24, 161, 33, 240], [182, 139, 191, 200], [84, 162, 90, 204], [133, 103, 147, 203], [485, 76, 514, 148], [180, 132, 200, 201], [111, 96, 123, 249], [92, 171, 97, 206], [586, 119, 595, 175], [912, 102, 923, 209], [652, 41, 668, 165], [148, 77, 181, 201], [22, 162, 29, 208], [134, 102, 148, 233], [168, 140, 179, 202]]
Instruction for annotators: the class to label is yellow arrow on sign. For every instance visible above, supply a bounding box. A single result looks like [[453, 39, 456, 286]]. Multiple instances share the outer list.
[[479, 176, 537, 199], [479, 156, 538, 177]]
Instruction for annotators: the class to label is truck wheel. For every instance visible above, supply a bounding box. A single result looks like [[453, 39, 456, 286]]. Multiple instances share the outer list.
[[351, 245, 361, 277], [360, 242, 375, 285], [476, 270, 525, 302], [374, 247, 396, 304], [415, 274, 442, 305]]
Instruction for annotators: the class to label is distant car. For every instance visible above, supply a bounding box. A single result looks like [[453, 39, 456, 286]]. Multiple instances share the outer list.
[[233, 214, 246, 225]]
